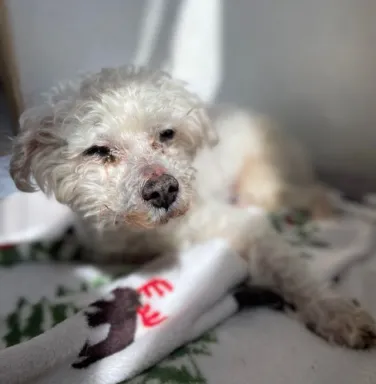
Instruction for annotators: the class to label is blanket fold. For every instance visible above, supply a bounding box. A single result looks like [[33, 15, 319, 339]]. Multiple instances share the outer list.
[[0, 240, 247, 384]]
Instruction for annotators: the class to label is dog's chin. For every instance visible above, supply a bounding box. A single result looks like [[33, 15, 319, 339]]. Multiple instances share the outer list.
[[122, 202, 191, 231]]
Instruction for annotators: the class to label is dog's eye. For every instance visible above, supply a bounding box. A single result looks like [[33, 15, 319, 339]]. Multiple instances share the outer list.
[[83, 145, 111, 156], [159, 129, 175, 143], [83, 145, 115, 162]]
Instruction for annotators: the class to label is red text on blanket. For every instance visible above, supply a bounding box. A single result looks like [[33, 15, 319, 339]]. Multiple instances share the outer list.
[[137, 278, 173, 327]]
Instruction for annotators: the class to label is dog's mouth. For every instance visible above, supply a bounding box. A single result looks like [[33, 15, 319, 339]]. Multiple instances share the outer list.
[[122, 201, 191, 230], [160, 202, 191, 222]]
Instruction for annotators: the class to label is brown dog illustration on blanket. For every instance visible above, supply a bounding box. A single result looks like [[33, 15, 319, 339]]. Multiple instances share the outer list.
[[72, 287, 140, 369]]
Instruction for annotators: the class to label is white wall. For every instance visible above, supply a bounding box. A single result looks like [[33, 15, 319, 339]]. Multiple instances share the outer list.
[[6, 0, 152, 102], [6, 0, 376, 192]]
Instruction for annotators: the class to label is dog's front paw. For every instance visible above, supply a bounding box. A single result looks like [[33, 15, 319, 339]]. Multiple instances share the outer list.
[[301, 297, 376, 349]]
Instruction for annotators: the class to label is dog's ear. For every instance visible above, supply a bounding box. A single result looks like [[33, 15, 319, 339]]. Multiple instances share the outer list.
[[10, 105, 65, 193], [196, 107, 219, 147]]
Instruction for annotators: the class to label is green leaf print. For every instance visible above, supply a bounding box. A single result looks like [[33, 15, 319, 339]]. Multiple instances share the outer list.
[[197, 332, 217, 344], [80, 282, 89, 292], [0, 246, 22, 266], [50, 303, 80, 326], [55, 283, 90, 297], [168, 345, 191, 360], [91, 275, 111, 288], [2, 297, 80, 347], [127, 332, 217, 384], [23, 302, 44, 339], [51, 303, 69, 326], [3, 298, 29, 346], [4, 311, 22, 347], [141, 365, 205, 384], [269, 213, 283, 233], [56, 285, 70, 297], [268, 209, 329, 249]]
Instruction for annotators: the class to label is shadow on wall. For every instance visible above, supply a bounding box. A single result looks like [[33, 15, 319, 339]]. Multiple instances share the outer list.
[[216, 0, 376, 193]]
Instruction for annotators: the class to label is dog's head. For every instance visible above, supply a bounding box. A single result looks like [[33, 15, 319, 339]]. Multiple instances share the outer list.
[[10, 67, 218, 230]]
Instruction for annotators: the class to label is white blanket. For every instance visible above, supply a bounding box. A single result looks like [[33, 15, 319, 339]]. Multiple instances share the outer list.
[[1, 188, 376, 384]]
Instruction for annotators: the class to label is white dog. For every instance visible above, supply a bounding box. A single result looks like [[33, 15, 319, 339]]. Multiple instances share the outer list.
[[10, 66, 376, 349]]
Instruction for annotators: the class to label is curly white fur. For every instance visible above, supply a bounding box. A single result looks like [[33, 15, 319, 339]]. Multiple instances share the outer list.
[[10, 65, 376, 349]]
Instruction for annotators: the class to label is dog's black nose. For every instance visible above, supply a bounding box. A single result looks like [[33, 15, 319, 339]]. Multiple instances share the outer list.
[[141, 174, 179, 210]]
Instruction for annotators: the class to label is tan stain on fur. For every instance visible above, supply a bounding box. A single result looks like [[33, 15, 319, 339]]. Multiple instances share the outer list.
[[233, 155, 333, 219], [310, 185, 334, 219], [150, 140, 162, 151], [233, 154, 285, 212], [169, 203, 190, 219], [125, 211, 157, 230]]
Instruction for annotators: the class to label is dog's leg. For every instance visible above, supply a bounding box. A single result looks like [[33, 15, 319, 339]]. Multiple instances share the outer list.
[[185, 202, 376, 348], [244, 227, 376, 348]]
